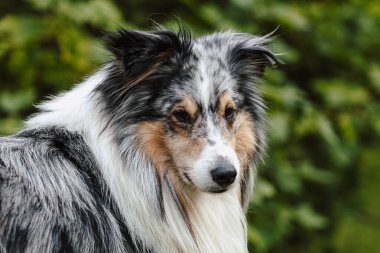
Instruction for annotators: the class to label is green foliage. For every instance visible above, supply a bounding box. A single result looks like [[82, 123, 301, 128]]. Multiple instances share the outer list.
[[1, 0, 379, 252]]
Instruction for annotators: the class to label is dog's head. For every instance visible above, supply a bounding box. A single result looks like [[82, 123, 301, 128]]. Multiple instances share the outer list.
[[98, 27, 278, 196]]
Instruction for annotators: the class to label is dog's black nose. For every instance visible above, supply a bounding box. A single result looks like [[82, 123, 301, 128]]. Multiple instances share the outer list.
[[211, 165, 237, 187]]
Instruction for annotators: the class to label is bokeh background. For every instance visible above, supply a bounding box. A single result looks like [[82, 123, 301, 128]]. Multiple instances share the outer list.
[[1, 0, 380, 252]]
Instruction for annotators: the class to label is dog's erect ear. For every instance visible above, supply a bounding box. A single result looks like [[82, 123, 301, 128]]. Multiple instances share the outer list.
[[105, 29, 191, 79], [228, 35, 279, 79]]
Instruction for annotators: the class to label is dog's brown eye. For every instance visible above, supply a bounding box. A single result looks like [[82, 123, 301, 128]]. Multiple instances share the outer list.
[[173, 110, 192, 125], [225, 107, 237, 123]]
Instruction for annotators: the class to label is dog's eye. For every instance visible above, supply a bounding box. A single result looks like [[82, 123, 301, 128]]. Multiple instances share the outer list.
[[224, 107, 237, 123], [173, 110, 192, 125]]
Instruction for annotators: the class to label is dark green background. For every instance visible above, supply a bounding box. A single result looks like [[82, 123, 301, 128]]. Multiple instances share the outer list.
[[1, 0, 379, 252]]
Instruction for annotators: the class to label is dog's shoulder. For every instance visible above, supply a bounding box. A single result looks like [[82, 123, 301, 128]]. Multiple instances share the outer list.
[[0, 127, 135, 253], [0, 126, 106, 213], [0, 127, 100, 194]]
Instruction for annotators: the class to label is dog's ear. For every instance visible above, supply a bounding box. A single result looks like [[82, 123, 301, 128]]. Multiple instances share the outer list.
[[105, 29, 190, 80], [228, 35, 279, 79]]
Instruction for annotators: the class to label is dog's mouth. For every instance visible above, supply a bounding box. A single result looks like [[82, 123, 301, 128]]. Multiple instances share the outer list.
[[180, 172, 231, 194], [206, 186, 229, 194], [183, 172, 193, 184], [180, 172, 198, 189]]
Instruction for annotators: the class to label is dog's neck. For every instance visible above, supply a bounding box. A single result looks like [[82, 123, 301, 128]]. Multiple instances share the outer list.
[[26, 69, 248, 253]]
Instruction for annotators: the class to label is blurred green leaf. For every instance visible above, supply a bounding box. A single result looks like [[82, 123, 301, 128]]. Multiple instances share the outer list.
[[57, 0, 123, 28], [253, 178, 277, 204], [369, 64, 380, 94], [269, 113, 290, 144], [294, 204, 328, 229], [271, 5, 309, 31], [299, 162, 336, 185], [0, 117, 23, 135], [314, 79, 370, 108], [0, 15, 46, 46], [0, 88, 36, 115], [27, 0, 56, 10]]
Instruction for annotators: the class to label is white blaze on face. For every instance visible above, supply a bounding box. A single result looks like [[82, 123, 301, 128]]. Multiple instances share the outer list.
[[191, 115, 240, 191], [187, 45, 241, 192]]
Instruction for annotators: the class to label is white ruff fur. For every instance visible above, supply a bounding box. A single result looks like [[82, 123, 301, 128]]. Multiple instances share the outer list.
[[27, 69, 248, 253]]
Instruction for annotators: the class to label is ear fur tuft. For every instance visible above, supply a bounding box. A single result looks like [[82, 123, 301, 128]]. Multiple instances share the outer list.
[[228, 34, 280, 79], [105, 27, 192, 79]]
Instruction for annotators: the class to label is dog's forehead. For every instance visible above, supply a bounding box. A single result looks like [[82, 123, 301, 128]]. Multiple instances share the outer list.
[[176, 34, 237, 110]]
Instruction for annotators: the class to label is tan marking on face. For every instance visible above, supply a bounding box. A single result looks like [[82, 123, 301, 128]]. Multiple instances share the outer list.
[[176, 98, 199, 116], [166, 98, 205, 166], [165, 128, 207, 172], [218, 91, 236, 118], [235, 111, 256, 171], [171, 98, 200, 123], [216, 91, 237, 147], [168, 98, 200, 140], [216, 92, 256, 169], [136, 121, 193, 232], [136, 121, 170, 178], [234, 112, 256, 207], [165, 97, 206, 232]]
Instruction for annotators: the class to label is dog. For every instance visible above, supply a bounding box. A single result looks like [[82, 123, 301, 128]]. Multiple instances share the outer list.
[[0, 26, 278, 253]]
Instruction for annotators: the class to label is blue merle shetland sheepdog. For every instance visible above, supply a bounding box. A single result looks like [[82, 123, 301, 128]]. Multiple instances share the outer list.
[[0, 26, 278, 253]]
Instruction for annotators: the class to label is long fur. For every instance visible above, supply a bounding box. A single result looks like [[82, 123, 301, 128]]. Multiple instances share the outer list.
[[0, 27, 278, 253]]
